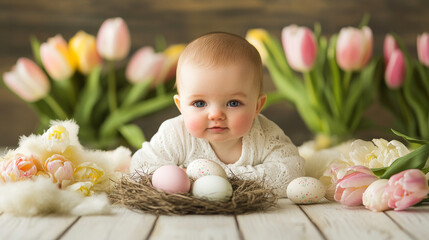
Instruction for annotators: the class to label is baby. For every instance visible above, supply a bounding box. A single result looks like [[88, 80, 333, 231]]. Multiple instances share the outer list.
[[130, 32, 304, 197]]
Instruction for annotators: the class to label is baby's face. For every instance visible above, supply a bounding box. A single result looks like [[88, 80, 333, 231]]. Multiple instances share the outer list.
[[174, 62, 266, 144]]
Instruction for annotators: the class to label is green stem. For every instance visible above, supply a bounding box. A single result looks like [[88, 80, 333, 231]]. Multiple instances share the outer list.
[[43, 95, 68, 120], [66, 77, 76, 109], [156, 82, 166, 96], [108, 61, 117, 113], [304, 71, 319, 108], [343, 71, 352, 94]]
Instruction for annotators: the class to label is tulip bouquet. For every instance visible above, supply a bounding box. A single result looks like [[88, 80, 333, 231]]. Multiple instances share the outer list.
[[331, 131, 429, 212], [2, 17, 184, 150], [246, 17, 381, 148], [380, 33, 429, 142]]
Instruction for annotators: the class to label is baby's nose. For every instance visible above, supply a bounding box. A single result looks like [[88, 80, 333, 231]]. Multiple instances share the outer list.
[[208, 107, 226, 121]]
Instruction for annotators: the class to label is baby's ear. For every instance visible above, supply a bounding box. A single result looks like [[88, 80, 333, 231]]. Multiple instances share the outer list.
[[174, 94, 182, 112], [256, 94, 267, 114]]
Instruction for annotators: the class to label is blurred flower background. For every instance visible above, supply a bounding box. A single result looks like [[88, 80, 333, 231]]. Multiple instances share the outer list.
[[1, 0, 429, 150]]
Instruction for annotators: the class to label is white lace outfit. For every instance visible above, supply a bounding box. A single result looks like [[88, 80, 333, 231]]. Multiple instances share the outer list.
[[130, 114, 305, 197]]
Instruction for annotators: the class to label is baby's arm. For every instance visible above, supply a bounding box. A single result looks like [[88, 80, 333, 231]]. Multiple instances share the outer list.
[[226, 141, 304, 198], [129, 118, 185, 174]]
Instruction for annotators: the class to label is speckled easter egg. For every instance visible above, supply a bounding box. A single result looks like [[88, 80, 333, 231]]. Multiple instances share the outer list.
[[186, 159, 227, 180], [192, 175, 233, 202], [286, 177, 326, 204], [151, 165, 191, 194]]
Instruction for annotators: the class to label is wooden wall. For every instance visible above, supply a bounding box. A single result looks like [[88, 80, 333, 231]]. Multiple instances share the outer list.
[[1, 0, 428, 147]]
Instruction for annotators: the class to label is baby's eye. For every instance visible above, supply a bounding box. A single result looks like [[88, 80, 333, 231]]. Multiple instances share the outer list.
[[192, 100, 207, 108], [227, 100, 241, 107]]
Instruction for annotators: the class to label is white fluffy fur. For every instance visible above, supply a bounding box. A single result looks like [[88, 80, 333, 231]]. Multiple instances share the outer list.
[[0, 120, 131, 216], [0, 177, 111, 216]]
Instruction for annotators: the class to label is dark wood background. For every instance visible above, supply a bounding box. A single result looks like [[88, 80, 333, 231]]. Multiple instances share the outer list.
[[1, 0, 428, 148]]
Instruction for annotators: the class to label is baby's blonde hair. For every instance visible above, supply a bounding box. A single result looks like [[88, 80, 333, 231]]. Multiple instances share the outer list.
[[176, 32, 263, 93]]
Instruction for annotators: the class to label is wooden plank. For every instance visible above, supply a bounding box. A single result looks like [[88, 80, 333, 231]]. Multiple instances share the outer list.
[[386, 204, 429, 240], [0, 214, 77, 240], [301, 200, 412, 240], [60, 207, 157, 240], [237, 199, 323, 240], [150, 214, 240, 240]]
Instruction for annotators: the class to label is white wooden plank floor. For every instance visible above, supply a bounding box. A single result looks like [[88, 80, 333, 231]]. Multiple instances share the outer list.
[[1, 199, 429, 240]]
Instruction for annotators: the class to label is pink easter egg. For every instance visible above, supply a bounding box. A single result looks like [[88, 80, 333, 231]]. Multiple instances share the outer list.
[[151, 165, 191, 194]]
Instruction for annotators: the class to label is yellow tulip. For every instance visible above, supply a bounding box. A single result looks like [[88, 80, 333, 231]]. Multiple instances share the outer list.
[[69, 31, 102, 75], [73, 162, 104, 184], [246, 29, 270, 63]]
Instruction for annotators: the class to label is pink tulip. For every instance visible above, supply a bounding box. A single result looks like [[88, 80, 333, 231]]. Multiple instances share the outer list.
[[362, 179, 391, 212], [384, 34, 398, 64], [69, 31, 102, 75], [385, 49, 405, 89], [96, 17, 131, 61], [3, 58, 50, 102], [0, 154, 41, 182], [125, 46, 166, 84], [281, 25, 318, 72], [336, 26, 373, 71], [334, 165, 379, 206], [154, 44, 186, 85], [417, 32, 429, 67], [44, 154, 74, 187], [384, 169, 429, 211], [40, 35, 76, 81]]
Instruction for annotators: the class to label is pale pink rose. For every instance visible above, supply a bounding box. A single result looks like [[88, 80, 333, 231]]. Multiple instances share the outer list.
[[384, 169, 429, 211], [3, 58, 50, 102], [125, 46, 166, 84], [281, 25, 318, 72], [40, 35, 76, 81], [383, 34, 398, 64], [44, 154, 74, 186], [0, 154, 41, 182], [417, 32, 429, 67], [334, 165, 379, 206], [96, 17, 131, 61], [336, 26, 373, 71], [385, 49, 405, 89], [363, 179, 391, 212]]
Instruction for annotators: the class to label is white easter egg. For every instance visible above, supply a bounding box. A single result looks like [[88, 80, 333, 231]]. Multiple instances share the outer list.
[[192, 175, 233, 202], [186, 159, 227, 180], [287, 177, 326, 204]]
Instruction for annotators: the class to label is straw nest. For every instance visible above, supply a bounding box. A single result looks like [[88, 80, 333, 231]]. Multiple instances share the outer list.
[[109, 172, 279, 215]]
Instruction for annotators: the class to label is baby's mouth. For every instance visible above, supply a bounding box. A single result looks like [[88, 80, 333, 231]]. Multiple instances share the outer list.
[[208, 126, 227, 133]]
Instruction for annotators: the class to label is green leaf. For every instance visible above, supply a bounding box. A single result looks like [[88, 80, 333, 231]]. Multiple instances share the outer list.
[[264, 91, 285, 109], [392, 129, 429, 145], [30, 35, 42, 65], [119, 124, 146, 149], [380, 144, 429, 179], [73, 66, 102, 125], [100, 93, 174, 138], [121, 79, 153, 108]]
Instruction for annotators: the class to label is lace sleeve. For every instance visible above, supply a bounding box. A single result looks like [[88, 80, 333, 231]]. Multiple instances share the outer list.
[[227, 115, 305, 197], [129, 117, 186, 174]]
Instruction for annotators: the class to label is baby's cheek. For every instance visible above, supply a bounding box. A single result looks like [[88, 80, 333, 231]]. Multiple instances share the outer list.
[[231, 113, 254, 136], [184, 116, 205, 137]]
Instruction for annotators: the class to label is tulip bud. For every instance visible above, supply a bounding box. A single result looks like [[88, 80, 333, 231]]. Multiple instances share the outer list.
[[96, 17, 131, 61], [3, 58, 50, 102], [125, 46, 166, 84], [69, 31, 102, 75], [40, 35, 76, 81], [385, 49, 405, 89], [417, 32, 429, 67], [334, 165, 378, 206], [362, 179, 390, 212], [44, 154, 74, 187], [282, 25, 318, 72], [384, 169, 429, 211], [154, 44, 186, 85], [43, 125, 70, 153], [246, 29, 270, 63], [336, 26, 373, 71], [384, 34, 398, 64]]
